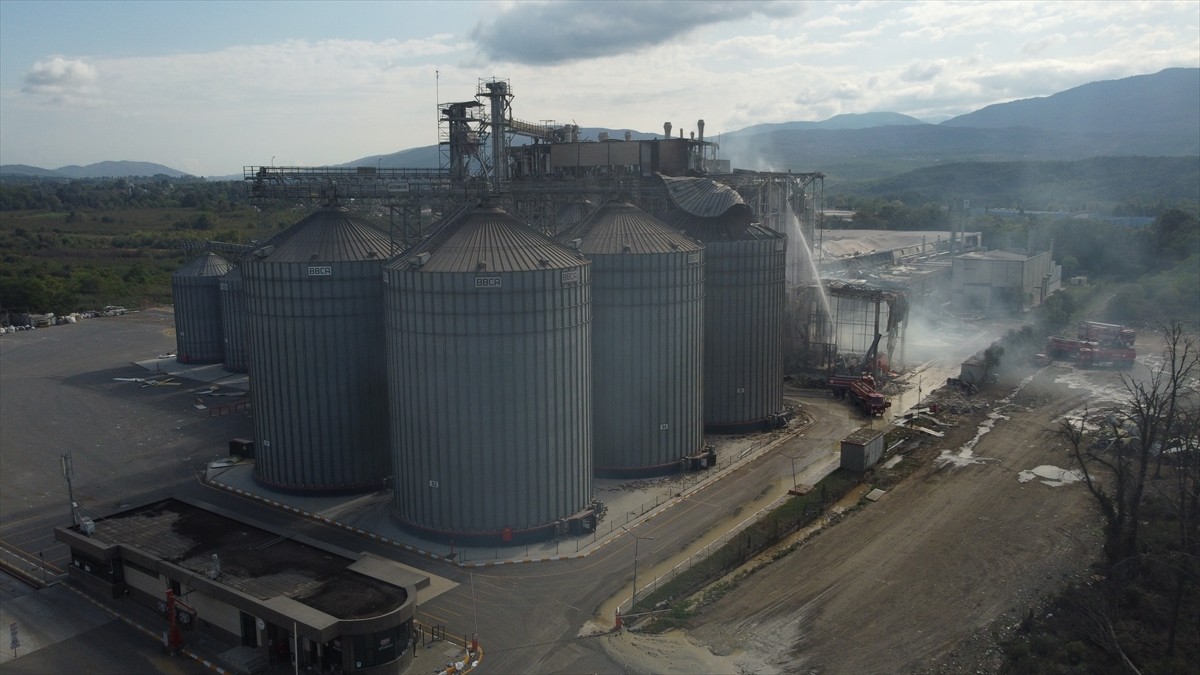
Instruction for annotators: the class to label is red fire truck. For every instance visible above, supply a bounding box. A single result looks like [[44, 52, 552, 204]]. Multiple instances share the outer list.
[[828, 374, 891, 416], [1077, 321, 1135, 347]]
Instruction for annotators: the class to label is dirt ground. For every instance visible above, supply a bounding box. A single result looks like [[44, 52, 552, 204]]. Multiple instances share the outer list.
[[601, 359, 1122, 674]]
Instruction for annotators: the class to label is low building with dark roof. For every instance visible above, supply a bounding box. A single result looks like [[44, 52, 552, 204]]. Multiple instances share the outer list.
[[55, 497, 424, 674]]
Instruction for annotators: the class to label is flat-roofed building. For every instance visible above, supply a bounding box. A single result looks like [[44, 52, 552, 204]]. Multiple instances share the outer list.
[[55, 497, 424, 674], [951, 249, 1062, 310]]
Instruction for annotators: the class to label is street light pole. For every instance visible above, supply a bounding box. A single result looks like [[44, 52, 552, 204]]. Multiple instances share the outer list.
[[61, 452, 76, 525], [783, 453, 799, 489], [622, 527, 654, 614]]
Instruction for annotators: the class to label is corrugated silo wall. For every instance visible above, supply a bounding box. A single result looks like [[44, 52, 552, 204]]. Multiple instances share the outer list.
[[245, 259, 389, 493], [219, 270, 248, 372], [703, 238, 786, 431], [386, 264, 592, 543], [172, 275, 225, 364], [592, 251, 704, 476]]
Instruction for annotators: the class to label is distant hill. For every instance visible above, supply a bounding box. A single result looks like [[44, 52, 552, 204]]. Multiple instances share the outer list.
[[0, 160, 190, 179], [731, 112, 927, 137], [718, 69, 1199, 185], [0, 164, 63, 178], [830, 156, 1200, 209], [941, 68, 1200, 138], [342, 145, 440, 169]]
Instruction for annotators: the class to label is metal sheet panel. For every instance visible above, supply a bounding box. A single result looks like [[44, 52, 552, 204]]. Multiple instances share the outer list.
[[219, 267, 248, 372], [245, 228, 389, 494], [386, 210, 592, 539], [172, 253, 231, 364]]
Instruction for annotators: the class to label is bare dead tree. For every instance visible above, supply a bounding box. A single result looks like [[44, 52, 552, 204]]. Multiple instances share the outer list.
[[1062, 323, 1199, 578], [1062, 407, 1134, 569], [1156, 401, 1200, 655], [1063, 322, 1200, 663], [1070, 589, 1143, 675]]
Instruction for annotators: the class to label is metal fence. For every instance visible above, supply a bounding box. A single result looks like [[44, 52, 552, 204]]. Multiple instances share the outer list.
[[615, 491, 795, 616]]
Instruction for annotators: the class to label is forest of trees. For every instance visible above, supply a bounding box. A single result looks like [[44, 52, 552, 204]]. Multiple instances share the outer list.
[[0, 177, 271, 314], [1, 175, 1197, 324]]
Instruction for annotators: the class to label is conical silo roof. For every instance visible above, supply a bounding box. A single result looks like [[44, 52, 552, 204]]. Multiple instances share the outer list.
[[396, 205, 582, 272], [254, 207, 391, 263], [657, 175, 759, 241], [564, 201, 701, 254], [173, 252, 232, 277]]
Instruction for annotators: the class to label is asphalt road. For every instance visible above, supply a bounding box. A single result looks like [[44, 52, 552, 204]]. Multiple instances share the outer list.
[[0, 311, 862, 674]]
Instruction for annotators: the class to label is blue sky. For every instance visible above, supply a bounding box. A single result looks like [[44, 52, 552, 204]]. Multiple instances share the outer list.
[[1, 0, 1197, 176]]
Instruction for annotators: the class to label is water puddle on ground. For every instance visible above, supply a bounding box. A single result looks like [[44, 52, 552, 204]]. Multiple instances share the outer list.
[[1053, 368, 1130, 406], [1018, 465, 1083, 487]]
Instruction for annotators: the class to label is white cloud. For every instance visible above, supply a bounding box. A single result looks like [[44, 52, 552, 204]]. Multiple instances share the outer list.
[[470, 0, 803, 65], [22, 57, 101, 105]]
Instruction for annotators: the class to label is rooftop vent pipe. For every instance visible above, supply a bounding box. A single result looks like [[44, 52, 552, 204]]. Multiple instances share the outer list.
[[697, 119, 705, 142], [663, 122, 672, 139]]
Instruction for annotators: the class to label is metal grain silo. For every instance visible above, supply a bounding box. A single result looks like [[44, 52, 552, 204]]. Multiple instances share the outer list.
[[244, 207, 392, 493], [660, 176, 786, 432], [385, 204, 592, 544], [218, 266, 248, 372], [556, 201, 704, 477], [172, 252, 232, 364]]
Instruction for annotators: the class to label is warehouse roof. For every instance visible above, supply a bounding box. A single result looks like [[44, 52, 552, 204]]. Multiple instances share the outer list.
[[88, 499, 408, 620], [957, 249, 1033, 262], [818, 230, 978, 259]]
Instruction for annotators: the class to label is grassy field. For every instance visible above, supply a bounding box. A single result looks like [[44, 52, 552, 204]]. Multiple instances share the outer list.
[[0, 203, 274, 314]]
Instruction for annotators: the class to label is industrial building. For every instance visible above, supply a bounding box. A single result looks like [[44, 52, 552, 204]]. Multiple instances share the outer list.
[[790, 229, 988, 373], [556, 200, 705, 476], [659, 176, 787, 431], [243, 207, 393, 494], [54, 497, 422, 675], [384, 203, 594, 544], [218, 265, 248, 372], [951, 249, 1062, 310], [164, 77, 832, 544], [171, 252, 232, 364]]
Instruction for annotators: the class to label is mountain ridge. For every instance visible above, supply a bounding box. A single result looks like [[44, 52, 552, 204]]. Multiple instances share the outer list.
[[0, 160, 190, 179], [4, 68, 1195, 181]]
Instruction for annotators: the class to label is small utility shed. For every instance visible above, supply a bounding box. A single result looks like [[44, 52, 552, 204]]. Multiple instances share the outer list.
[[841, 427, 887, 472]]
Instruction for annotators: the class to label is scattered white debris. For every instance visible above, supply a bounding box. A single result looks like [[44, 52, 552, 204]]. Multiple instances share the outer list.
[[1017, 465, 1083, 487]]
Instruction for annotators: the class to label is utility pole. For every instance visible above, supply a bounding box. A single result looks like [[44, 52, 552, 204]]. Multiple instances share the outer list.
[[470, 573, 479, 652], [622, 527, 654, 614], [61, 452, 77, 525]]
